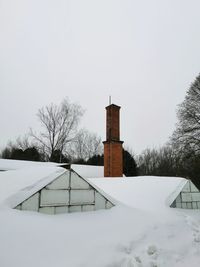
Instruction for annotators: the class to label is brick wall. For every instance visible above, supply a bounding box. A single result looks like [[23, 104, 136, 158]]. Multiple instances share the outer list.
[[106, 105, 120, 141], [104, 141, 123, 177], [104, 104, 123, 177]]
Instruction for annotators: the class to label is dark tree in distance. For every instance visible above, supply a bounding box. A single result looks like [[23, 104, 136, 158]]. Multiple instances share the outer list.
[[50, 149, 69, 163], [23, 147, 41, 161], [10, 148, 24, 160], [123, 149, 138, 176], [137, 147, 179, 177], [87, 154, 104, 166], [82, 149, 138, 177], [1, 147, 12, 159], [1, 146, 41, 161]]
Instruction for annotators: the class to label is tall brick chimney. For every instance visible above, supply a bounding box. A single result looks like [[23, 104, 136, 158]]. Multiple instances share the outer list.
[[103, 104, 123, 177]]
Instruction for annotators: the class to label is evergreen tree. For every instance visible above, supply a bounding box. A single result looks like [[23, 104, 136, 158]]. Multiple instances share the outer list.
[[123, 149, 138, 176], [86, 154, 104, 166]]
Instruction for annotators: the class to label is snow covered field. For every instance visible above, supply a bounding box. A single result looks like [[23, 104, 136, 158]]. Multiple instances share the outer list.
[[0, 162, 200, 267], [0, 204, 200, 267]]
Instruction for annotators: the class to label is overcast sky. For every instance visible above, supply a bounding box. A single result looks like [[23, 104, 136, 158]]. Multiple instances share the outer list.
[[1, 0, 200, 155]]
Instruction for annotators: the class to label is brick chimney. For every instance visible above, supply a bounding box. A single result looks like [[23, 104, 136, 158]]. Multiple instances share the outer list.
[[103, 104, 123, 177]]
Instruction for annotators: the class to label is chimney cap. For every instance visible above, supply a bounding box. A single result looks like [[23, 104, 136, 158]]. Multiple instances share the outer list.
[[105, 103, 121, 110]]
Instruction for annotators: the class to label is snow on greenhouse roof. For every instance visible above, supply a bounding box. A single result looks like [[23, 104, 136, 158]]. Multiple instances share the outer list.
[[0, 158, 66, 171], [0, 163, 109, 209], [89, 176, 187, 211], [0, 159, 103, 178], [0, 158, 187, 211], [71, 164, 104, 178], [0, 166, 65, 207]]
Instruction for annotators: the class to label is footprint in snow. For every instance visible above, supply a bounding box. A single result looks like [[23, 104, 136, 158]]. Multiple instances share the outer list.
[[112, 256, 143, 267], [146, 245, 159, 267], [147, 245, 158, 260], [126, 256, 143, 267], [185, 215, 200, 245]]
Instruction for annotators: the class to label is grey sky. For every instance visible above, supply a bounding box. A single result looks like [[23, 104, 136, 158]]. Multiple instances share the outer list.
[[1, 0, 200, 155]]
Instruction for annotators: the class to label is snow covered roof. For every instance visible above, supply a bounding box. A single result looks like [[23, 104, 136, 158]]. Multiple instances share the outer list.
[[0, 158, 67, 171], [0, 161, 113, 211], [71, 164, 104, 178], [89, 176, 187, 211], [0, 159, 189, 212], [0, 159, 103, 177], [0, 166, 66, 207]]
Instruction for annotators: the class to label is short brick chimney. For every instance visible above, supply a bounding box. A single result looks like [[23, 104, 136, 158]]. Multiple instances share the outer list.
[[103, 104, 123, 177]]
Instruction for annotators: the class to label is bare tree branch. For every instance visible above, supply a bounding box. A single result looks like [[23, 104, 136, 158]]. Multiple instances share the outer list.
[[30, 98, 84, 161]]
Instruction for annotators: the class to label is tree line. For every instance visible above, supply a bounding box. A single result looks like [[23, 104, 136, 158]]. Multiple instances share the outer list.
[[0, 98, 137, 177]]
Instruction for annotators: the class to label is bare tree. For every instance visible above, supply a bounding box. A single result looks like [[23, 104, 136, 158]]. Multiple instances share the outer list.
[[68, 129, 103, 161], [31, 98, 84, 161], [15, 135, 32, 150], [137, 146, 179, 176]]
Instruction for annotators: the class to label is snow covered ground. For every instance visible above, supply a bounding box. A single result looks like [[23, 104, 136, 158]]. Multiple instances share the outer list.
[[0, 164, 200, 267], [0, 204, 200, 267]]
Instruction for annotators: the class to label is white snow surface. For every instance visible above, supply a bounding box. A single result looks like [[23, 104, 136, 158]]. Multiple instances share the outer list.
[[71, 164, 104, 178], [89, 176, 187, 211], [0, 158, 65, 170], [1, 204, 200, 267], [0, 165, 200, 267], [0, 166, 65, 207]]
